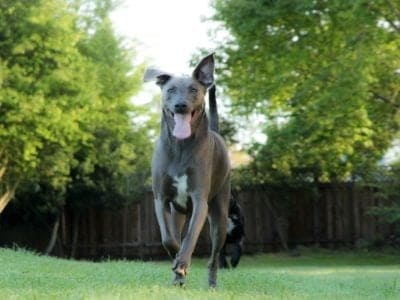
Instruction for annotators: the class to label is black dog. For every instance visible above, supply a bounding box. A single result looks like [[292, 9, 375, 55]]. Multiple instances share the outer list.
[[219, 194, 245, 269]]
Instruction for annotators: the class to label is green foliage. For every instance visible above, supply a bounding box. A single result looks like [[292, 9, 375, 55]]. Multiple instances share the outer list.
[[212, 0, 400, 183], [0, 0, 153, 213], [66, 0, 152, 210], [219, 117, 238, 145], [367, 162, 400, 239], [0, 0, 92, 192], [1, 248, 400, 299]]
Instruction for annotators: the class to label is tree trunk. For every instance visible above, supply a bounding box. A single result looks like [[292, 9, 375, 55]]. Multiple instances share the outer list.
[[45, 213, 61, 255], [0, 163, 18, 214], [0, 185, 17, 214], [0, 165, 6, 180]]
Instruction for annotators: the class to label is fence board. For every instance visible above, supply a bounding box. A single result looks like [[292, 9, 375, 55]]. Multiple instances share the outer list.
[[326, 187, 333, 242], [342, 186, 351, 242], [352, 186, 361, 241]]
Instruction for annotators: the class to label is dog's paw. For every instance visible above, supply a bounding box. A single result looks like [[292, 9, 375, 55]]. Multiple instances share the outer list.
[[172, 259, 188, 276], [172, 258, 189, 287], [208, 273, 218, 288], [208, 266, 218, 288], [173, 272, 185, 287]]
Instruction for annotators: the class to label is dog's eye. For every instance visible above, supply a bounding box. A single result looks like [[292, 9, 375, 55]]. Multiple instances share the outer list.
[[167, 87, 176, 93], [189, 86, 198, 93]]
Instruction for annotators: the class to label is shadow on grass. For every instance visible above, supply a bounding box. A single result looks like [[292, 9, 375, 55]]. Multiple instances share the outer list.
[[236, 247, 400, 268]]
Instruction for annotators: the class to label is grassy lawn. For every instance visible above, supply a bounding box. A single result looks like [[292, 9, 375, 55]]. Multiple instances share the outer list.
[[0, 247, 399, 299]]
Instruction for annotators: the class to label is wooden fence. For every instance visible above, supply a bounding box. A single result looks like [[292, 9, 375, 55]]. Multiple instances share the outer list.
[[56, 184, 392, 259]]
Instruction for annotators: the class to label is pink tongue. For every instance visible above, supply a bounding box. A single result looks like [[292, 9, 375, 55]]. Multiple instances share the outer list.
[[173, 113, 192, 139]]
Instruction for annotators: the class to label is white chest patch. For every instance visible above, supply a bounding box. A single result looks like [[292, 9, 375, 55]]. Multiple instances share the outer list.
[[172, 174, 188, 209], [227, 217, 235, 234]]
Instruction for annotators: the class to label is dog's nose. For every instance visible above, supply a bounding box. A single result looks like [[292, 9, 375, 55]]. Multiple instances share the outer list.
[[174, 103, 188, 113]]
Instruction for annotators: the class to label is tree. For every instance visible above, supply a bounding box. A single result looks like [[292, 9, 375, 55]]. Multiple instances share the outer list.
[[212, 0, 400, 183], [0, 0, 154, 256], [367, 161, 400, 246], [0, 0, 94, 213], [66, 0, 152, 212]]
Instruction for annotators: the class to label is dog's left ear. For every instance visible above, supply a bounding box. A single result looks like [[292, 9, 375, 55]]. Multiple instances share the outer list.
[[143, 68, 172, 87], [192, 53, 214, 88]]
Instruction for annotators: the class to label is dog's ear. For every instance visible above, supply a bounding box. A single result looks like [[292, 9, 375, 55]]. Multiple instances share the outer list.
[[143, 68, 172, 86], [192, 53, 214, 88]]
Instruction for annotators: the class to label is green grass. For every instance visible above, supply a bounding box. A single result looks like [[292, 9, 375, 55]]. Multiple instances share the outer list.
[[0, 247, 399, 299]]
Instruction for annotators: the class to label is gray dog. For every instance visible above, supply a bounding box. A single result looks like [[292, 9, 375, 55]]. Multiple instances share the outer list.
[[143, 54, 230, 287]]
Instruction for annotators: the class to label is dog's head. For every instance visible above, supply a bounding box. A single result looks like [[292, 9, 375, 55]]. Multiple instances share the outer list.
[[143, 54, 214, 140]]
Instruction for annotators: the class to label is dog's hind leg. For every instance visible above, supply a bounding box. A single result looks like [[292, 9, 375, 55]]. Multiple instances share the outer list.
[[207, 183, 230, 287], [230, 243, 242, 268], [219, 244, 229, 269]]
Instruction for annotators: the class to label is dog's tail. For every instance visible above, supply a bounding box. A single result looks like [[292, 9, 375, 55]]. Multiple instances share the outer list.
[[208, 84, 219, 133]]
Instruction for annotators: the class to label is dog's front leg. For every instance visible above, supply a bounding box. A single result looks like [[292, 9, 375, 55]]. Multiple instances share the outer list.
[[173, 197, 208, 281], [154, 197, 180, 258]]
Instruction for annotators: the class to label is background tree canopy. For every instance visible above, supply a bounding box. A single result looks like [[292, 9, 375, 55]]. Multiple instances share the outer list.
[[212, 0, 400, 184], [0, 0, 154, 215], [2, 0, 400, 237], [1, 0, 400, 254]]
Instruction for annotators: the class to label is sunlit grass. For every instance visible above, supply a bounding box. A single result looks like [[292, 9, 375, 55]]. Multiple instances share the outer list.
[[0, 247, 399, 299]]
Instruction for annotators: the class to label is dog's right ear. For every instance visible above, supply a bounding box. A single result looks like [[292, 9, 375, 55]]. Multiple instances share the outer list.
[[192, 53, 215, 88], [143, 68, 172, 87]]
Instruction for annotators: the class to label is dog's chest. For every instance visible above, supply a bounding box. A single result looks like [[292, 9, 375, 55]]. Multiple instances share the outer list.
[[172, 174, 189, 209], [227, 217, 235, 234]]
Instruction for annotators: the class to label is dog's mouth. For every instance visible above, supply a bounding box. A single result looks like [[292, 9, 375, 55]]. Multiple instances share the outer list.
[[168, 110, 196, 119], [167, 109, 197, 140]]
